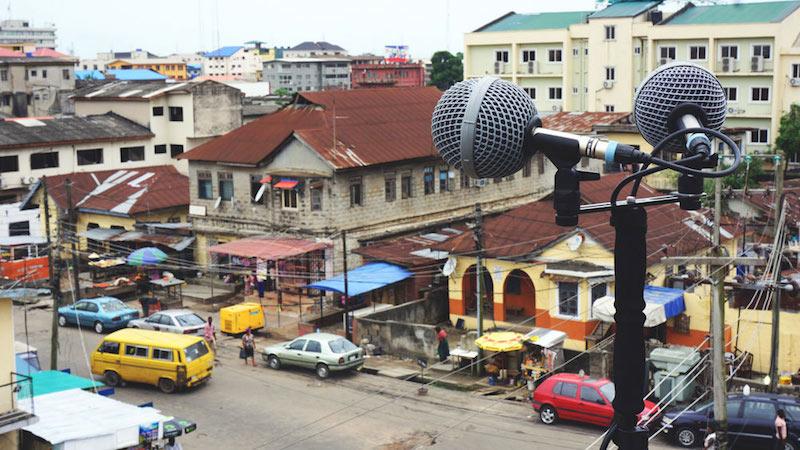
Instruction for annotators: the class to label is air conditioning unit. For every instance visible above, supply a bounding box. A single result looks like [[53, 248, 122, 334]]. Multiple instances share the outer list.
[[472, 178, 488, 188], [527, 60, 537, 74], [791, 78, 800, 87], [659, 58, 673, 66], [603, 80, 614, 89], [721, 57, 735, 73], [727, 107, 737, 114], [19, 176, 35, 185], [552, 104, 563, 112], [494, 61, 505, 74], [751, 56, 764, 72]]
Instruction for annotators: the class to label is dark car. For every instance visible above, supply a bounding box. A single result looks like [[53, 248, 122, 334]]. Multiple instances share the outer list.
[[661, 392, 800, 449]]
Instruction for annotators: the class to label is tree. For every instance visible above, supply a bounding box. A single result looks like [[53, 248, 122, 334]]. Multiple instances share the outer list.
[[430, 51, 463, 90], [703, 156, 765, 201], [272, 87, 292, 106], [776, 104, 800, 162]]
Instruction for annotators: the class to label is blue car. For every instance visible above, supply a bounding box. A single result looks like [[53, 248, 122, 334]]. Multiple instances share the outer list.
[[58, 297, 140, 334]]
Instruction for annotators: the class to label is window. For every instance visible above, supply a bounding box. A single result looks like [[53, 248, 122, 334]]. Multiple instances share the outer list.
[[605, 67, 615, 81], [62, 69, 70, 80], [98, 341, 119, 354], [604, 25, 615, 40], [605, 105, 615, 112], [0, 155, 18, 173], [40, 69, 47, 79], [0, 70, 6, 81], [30, 69, 37, 77], [523, 87, 536, 99], [521, 50, 536, 62], [152, 106, 164, 116], [572, 48, 579, 56], [751, 87, 770, 102], [288, 339, 307, 351], [460, 169, 470, 189], [558, 281, 579, 317], [1, 94, 8, 106], [153, 348, 174, 361], [385, 174, 396, 202], [184, 341, 209, 362], [282, 189, 298, 209], [793, 64, 800, 79], [170, 144, 184, 158], [423, 166, 435, 195], [689, 45, 707, 60], [723, 87, 738, 102], [494, 50, 508, 63], [559, 382, 578, 398], [154, 144, 167, 154], [77, 148, 103, 166], [581, 386, 606, 405], [250, 175, 265, 204], [522, 158, 531, 178], [439, 168, 451, 192], [548, 87, 562, 100], [218, 172, 233, 201], [750, 129, 769, 144], [726, 400, 742, 418], [120, 146, 144, 162], [30, 152, 59, 169], [742, 401, 776, 421], [753, 44, 771, 59], [198, 171, 212, 199], [659, 47, 676, 60], [8, 221, 29, 236], [572, 87, 578, 94], [305, 340, 322, 353], [548, 49, 562, 62], [720, 45, 738, 60], [401, 173, 413, 199], [125, 345, 148, 358], [591, 283, 607, 304], [168, 106, 183, 122], [310, 186, 322, 211], [634, 47, 642, 55], [537, 153, 545, 175], [349, 177, 363, 207]]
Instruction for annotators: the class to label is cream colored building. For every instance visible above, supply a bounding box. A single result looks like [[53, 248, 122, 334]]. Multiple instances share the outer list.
[[464, 0, 800, 155]]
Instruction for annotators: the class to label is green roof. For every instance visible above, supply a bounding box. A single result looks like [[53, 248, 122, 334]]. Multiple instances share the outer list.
[[590, 1, 661, 19], [664, 1, 800, 25], [17, 370, 105, 399], [477, 11, 592, 32]]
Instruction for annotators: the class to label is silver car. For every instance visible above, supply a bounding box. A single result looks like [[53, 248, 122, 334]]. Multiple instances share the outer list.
[[262, 333, 363, 379], [128, 309, 206, 336]]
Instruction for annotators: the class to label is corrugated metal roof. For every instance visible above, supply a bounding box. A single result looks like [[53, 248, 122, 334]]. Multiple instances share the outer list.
[[543, 111, 630, 134], [0, 112, 152, 149], [663, 0, 800, 25], [208, 237, 328, 260], [290, 41, 346, 52], [476, 11, 592, 32], [204, 46, 243, 57], [106, 69, 167, 81], [589, 1, 660, 19]]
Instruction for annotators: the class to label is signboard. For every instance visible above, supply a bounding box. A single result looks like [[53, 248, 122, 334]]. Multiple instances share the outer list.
[[384, 45, 410, 63], [189, 205, 206, 216], [1, 256, 49, 282]]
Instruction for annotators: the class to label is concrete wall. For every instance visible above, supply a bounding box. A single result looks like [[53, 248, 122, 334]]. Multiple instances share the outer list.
[[0, 298, 14, 413], [191, 82, 242, 138], [354, 295, 449, 360], [0, 61, 75, 117]]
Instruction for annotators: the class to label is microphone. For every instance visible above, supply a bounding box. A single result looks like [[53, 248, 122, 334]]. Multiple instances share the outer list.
[[431, 76, 650, 181]]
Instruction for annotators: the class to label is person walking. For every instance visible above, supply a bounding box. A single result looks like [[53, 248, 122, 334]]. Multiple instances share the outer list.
[[703, 424, 717, 450], [775, 408, 787, 450], [204, 316, 217, 359], [435, 326, 449, 362], [241, 327, 256, 367]]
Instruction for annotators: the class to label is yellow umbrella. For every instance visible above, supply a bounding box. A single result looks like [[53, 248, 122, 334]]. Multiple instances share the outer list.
[[474, 331, 525, 352]]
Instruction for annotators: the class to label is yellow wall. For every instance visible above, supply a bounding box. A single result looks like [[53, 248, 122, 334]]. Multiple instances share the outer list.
[[107, 59, 188, 80], [0, 298, 14, 413], [76, 209, 187, 250], [194, 231, 239, 267]]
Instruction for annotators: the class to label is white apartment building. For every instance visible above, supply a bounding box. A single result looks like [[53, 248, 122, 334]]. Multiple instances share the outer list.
[[0, 19, 56, 49], [78, 49, 159, 72], [464, 0, 800, 154], [202, 46, 263, 81], [283, 41, 347, 58]]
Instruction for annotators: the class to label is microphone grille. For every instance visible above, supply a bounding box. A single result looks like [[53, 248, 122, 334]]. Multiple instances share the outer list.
[[432, 77, 536, 179], [634, 62, 726, 153]]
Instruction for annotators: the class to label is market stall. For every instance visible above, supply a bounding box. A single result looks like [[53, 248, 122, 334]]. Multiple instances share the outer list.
[[150, 276, 185, 309], [475, 328, 567, 388], [475, 331, 525, 386]]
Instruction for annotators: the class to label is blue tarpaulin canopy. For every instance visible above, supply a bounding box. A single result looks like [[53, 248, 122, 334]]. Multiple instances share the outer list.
[[592, 285, 686, 327], [644, 285, 686, 319], [305, 262, 412, 297]]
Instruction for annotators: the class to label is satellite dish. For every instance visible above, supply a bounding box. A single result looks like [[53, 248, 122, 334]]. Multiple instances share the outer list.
[[254, 184, 267, 202], [567, 234, 583, 251], [442, 257, 456, 276], [213, 197, 222, 210]]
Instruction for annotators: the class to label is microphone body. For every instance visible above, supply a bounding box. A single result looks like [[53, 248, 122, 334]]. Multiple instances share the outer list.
[[528, 128, 649, 168]]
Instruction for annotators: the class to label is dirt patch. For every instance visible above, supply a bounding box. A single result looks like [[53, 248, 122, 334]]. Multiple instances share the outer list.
[[379, 430, 436, 449]]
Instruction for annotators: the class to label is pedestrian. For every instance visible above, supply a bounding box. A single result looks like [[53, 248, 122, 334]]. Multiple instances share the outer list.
[[703, 424, 716, 450], [435, 326, 449, 362], [241, 327, 256, 367], [775, 408, 787, 449], [164, 436, 183, 450], [204, 316, 217, 356]]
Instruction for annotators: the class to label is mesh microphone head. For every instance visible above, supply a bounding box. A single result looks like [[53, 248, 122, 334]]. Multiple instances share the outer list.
[[634, 62, 726, 153], [431, 77, 536, 179]]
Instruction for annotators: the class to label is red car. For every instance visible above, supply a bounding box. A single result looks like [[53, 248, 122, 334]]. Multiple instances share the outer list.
[[532, 373, 659, 427]]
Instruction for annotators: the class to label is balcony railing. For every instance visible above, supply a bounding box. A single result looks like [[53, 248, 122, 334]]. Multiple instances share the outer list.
[[0, 372, 35, 434]]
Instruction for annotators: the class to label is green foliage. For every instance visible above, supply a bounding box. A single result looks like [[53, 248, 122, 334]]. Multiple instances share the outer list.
[[703, 157, 764, 199], [430, 51, 463, 90], [273, 87, 291, 97], [776, 104, 800, 160]]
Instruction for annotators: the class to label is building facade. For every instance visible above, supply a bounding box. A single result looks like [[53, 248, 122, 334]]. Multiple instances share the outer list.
[[351, 62, 427, 89], [283, 41, 347, 59], [464, 0, 800, 154], [202, 46, 263, 81], [79, 50, 160, 72], [106, 57, 188, 80], [0, 54, 76, 117], [0, 19, 56, 49], [263, 57, 351, 92]]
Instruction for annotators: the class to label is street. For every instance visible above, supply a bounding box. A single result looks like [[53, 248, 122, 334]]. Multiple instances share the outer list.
[[14, 304, 674, 449]]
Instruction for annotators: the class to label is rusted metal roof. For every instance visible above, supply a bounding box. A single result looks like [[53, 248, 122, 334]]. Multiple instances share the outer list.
[[542, 111, 630, 134], [208, 237, 328, 260], [355, 226, 465, 267]]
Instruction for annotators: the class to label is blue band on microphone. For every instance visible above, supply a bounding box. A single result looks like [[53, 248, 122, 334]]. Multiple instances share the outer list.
[[605, 141, 618, 164]]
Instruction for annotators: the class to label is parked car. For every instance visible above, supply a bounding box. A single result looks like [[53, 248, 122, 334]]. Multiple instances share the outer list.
[[57, 297, 139, 334], [128, 309, 206, 336], [661, 392, 800, 449], [262, 333, 364, 379], [532, 373, 659, 428]]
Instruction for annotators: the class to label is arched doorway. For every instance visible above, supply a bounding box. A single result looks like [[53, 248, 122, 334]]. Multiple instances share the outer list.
[[462, 265, 494, 316], [503, 269, 536, 322]]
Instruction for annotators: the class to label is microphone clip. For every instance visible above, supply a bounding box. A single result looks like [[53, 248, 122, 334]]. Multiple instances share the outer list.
[[554, 168, 600, 227]]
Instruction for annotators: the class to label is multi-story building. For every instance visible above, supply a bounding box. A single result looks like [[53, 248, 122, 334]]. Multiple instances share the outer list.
[[283, 41, 347, 58], [0, 52, 76, 117], [71, 80, 243, 173], [351, 61, 427, 88], [203, 46, 263, 81], [0, 19, 56, 49], [464, 0, 800, 154], [106, 57, 188, 80], [263, 57, 351, 92], [178, 87, 567, 268], [79, 49, 160, 72]]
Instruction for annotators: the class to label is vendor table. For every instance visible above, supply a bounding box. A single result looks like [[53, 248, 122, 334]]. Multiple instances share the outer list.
[[449, 347, 479, 376], [149, 278, 185, 308]]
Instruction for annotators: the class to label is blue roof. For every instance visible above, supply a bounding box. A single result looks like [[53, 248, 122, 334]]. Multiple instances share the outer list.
[[644, 285, 685, 319], [106, 69, 167, 81], [187, 64, 202, 70], [205, 46, 243, 58], [75, 70, 105, 80], [305, 262, 412, 297]]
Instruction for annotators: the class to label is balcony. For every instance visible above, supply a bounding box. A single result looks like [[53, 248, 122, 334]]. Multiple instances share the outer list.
[[715, 57, 774, 75], [0, 372, 37, 435]]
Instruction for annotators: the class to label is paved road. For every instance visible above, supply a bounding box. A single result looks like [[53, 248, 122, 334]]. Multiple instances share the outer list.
[[13, 304, 675, 449]]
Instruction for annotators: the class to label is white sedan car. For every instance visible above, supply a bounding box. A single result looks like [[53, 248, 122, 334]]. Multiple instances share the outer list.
[[128, 309, 206, 336]]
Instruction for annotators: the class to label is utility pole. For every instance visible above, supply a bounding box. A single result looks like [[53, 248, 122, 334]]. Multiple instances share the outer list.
[[64, 179, 81, 302], [473, 204, 484, 338], [342, 230, 351, 341], [710, 165, 728, 450], [769, 156, 786, 391], [43, 177, 61, 370]]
